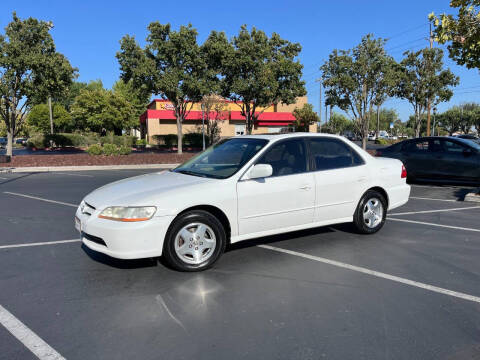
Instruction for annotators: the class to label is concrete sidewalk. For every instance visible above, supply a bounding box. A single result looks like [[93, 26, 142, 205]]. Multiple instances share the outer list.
[[0, 163, 179, 173]]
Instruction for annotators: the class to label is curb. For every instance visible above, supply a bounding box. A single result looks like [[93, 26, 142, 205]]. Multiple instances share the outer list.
[[464, 188, 480, 203], [0, 163, 180, 173]]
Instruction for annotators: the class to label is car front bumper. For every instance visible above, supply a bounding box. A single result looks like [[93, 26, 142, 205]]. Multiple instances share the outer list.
[[75, 208, 174, 259]]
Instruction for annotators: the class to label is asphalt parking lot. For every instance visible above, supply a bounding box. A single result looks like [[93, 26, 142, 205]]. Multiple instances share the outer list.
[[1, 170, 480, 360]]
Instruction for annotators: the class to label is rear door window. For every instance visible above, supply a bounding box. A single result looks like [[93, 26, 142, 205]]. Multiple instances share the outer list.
[[308, 138, 364, 171], [403, 140, 430, 153]]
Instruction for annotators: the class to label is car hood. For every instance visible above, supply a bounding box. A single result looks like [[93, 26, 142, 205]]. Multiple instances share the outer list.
[[83, 170, 214, 209]]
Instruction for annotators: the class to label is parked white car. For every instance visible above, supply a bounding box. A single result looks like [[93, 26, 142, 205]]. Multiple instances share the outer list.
[[76, 133, 410, 271]]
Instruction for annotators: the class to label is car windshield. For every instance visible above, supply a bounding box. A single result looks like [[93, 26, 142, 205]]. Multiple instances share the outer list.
[[173, 138, 269, 179]]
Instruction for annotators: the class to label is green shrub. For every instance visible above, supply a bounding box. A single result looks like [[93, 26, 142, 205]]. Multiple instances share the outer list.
[[102, 143, 119, 156], [63, 132, 100, 147], [136, 139, 147, 146], [118, 145, 132, 155], [27, 134, 47, 149], [44, 134, 73, 148], [87, 144, 103, 155], [183, 132, 209, 148], [152, 134, 178, 147], [100, 134, 136, 147], [375, 138, 389, 145]]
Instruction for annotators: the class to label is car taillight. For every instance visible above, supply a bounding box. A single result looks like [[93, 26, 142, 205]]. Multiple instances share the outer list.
[[375, 150, 382, 157], [401, 164, 407, 179]]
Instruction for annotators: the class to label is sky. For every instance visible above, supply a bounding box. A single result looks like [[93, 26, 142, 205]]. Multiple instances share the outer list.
[[2, 0, 479, 122]]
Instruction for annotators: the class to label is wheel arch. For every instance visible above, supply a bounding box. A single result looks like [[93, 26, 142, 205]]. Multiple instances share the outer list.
[[366, 186, 389, 208], [172, 205, 232, 243]]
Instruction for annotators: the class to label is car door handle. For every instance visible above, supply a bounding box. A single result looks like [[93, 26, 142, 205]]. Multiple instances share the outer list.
[[299, 185, 312, 190], [357, 177, 367, 182]]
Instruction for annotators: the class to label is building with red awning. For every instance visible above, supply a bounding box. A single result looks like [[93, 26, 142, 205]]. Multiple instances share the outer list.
[[139, 96, 316, 142]]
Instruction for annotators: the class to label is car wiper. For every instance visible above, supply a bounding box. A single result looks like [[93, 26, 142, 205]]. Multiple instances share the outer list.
[[176, 170, 207, 178], [176, 169, 224, 179]]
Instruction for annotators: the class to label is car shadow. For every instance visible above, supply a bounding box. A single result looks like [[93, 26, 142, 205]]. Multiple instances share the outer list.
[[81, 244, 158, 269], [227, 225, 340, 252]]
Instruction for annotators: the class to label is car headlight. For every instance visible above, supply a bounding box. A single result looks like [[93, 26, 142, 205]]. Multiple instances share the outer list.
[[98, 206, 157, 222]]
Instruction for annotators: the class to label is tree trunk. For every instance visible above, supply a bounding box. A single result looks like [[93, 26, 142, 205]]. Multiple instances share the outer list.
[[415, 112, 421, 138], [362, 135, 367, 150], [6, 131, 14, 157], [246, 113, 252, 135], [176, 116, 183, 154]]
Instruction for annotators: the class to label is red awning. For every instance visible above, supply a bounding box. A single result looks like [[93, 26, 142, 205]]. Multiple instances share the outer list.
[[230, 111, 296, 121], [141, 109, 229, 122], [140, 109, 296, 124]]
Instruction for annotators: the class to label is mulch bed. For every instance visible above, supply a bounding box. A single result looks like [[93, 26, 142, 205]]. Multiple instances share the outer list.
[[0, 151, 196, 168]]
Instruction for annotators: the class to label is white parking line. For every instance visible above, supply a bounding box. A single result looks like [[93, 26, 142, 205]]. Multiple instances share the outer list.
[[387, 217, 480, 232], [0, 177, 7, 180], [3, 192, 78, 208], [0, 239, 80, 250], [410, 196, 459, 202], [0, 304, 66, 360], [258, 245, 480, 304], [390, 205, 480, 216]]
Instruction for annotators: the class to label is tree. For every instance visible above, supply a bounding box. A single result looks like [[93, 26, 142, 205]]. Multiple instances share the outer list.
[[395, 48, 459, 138], [325, 112, 352, 134], [430, 1, 480, 70], [292, 103, 318, 132], [368, 108, 400, 132], [117, 23, 209, 154], [457, 102, 480, 133], [321, 34, 396, 149], [219, 25, 306, 134], [200, 95, 228, 145], [438, 107, 463, 135], [54, 80, 103, 111], [71, 88, 133, 134], [27, 103, 72, 134], [0, 13, 76, 156], [112, 79, 150, 132]]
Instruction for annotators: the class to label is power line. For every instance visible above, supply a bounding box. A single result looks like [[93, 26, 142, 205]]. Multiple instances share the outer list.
[[386, 37, 426, 51], [384, 22, 429, 40]]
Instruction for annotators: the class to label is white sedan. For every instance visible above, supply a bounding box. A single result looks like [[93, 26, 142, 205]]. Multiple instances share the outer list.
[[76, 133, 410, 271]]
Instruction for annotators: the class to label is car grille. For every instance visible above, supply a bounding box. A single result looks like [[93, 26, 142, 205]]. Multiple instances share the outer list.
[[82, 232, 107, 247]]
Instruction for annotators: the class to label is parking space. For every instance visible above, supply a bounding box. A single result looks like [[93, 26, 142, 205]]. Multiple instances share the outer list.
[[1, 172, 480, 360]]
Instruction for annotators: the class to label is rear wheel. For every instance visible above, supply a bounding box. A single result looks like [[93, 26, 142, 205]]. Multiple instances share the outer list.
[[163, 210, 226, 271], [353, 190, 387, 234]]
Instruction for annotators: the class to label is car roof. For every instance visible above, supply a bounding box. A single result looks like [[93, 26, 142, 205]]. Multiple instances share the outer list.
[[240, 132, 347, 141]]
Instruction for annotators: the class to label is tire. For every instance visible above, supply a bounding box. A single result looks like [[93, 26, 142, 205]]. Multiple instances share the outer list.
[[163, 210, 226, 272], [353, 190, 387, 234]]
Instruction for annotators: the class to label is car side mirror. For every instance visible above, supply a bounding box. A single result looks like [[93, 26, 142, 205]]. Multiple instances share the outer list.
[[463, 148, 473, 157], [246, 164, 273, 180]]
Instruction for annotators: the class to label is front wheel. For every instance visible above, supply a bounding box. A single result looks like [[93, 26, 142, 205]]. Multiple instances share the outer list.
[[163, 210, 226, 271], [353, 190, 387, 234]]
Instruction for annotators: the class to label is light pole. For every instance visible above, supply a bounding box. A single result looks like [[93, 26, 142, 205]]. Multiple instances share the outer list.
[[201, 103, 205, 151], [432, 106, 437, 136], [47, 21, 54, 147]]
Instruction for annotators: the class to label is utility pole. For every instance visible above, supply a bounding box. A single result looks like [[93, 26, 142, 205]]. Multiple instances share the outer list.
[[426, 23, 434, 137], [48, 96, 54, 135], [316, 78, 322, 132], [325, 103, 328, 129], [201, 102, 205, 150]]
